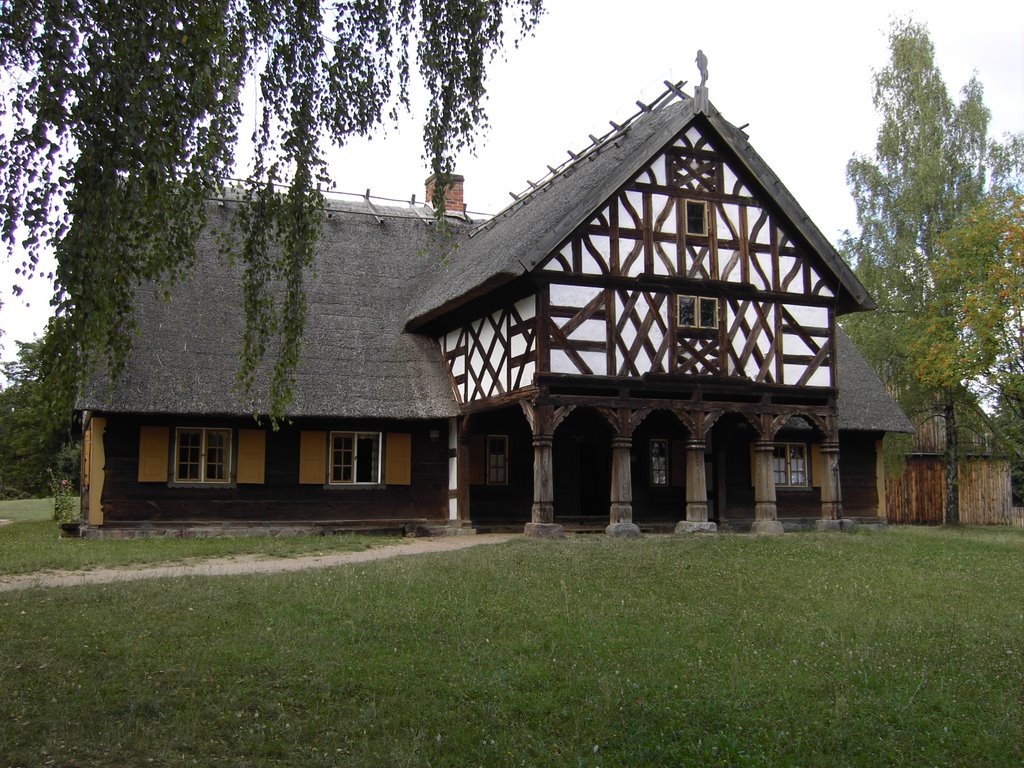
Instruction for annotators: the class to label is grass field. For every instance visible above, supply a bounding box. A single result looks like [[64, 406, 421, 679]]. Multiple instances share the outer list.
[[1, 526, 1021, 767], [0, 499, 397, 576]]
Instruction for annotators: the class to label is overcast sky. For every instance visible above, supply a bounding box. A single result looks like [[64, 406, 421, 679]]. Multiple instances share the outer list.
[[1, 0, 1022, 357]]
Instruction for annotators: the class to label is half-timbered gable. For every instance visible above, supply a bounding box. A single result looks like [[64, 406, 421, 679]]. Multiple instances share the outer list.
[[78, 76, 911, 538]]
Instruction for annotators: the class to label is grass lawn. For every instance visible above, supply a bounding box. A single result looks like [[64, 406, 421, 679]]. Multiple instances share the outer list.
[[0, 498, 398, 576], [2, 527, 1022, 767], [0, 497, 62, 523]]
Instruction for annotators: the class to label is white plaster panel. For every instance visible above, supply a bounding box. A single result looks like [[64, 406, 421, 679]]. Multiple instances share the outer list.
[[550, 349, 576, 374], [720, 249, 743, 283], [515, 295, 536, 320], [450, 354, 465, 378], [718, 203, 740, 240], [783, 333, 814, 358], [806, 366, 832, 387], [619, 190, 645, 230], [579, 350, 608, 376], [750, 254, 772, 291], [684, 126, 702, 145], [510, 332, 527, 357], [569, 318, 607, 343], [518, 360, 536, 386], [750, 210, 772, 245], [652, 194, 676, 235], [550, 283, 601, 308], [448, 456, 457, 490], [652, 243, 673, 276], [621, 238, 645, 278], [784, 304, 828, 327], [449, 498, 458, 520], [653, 153, 668, 186]]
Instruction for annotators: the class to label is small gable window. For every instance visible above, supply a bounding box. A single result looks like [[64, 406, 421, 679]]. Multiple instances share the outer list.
[[330, 431, 381, 484], [773, 443, 808, 487], [685, 200, 707, 235], [175, 428, 231, 484], [678, 296, 718, 330], [487, 435, 509, 485]]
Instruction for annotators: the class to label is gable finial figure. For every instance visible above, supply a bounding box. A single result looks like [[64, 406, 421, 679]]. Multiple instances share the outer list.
[[696, 49, 708, 87], [694, 49, 710, 113]]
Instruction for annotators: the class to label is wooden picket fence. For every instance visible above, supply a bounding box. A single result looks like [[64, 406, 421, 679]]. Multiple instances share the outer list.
[[1012, 507, 1024, 528], [886, 457, 1013, 526]]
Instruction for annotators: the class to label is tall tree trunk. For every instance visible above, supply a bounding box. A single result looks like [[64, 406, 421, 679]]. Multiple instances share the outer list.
[[943, 390, 960, 525]]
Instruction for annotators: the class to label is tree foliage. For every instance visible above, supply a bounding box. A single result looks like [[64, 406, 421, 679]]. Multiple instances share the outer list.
[[0, 322, 78, 497], [840, 19, 1021, 523], [0, 0, 543, 419]]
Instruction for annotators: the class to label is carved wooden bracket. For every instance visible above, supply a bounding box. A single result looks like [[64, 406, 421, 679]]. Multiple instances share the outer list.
[[671, 407, 724, 441], [743, 411, 790, 441], [597, 406, 652, 438], [520, 401, 575, 437]]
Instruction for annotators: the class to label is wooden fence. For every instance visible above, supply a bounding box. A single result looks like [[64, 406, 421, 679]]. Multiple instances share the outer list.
[[886, 457, 1013, 525], [1013, 507, 1024, 528]]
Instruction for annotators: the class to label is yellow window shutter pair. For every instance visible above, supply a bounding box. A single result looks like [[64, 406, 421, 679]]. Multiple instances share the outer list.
[[298, 431, 412, 485], [137, 426, 266, 484]]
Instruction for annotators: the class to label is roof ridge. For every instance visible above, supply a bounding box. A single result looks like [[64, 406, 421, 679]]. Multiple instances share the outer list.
[[467, 79, 691, 240]]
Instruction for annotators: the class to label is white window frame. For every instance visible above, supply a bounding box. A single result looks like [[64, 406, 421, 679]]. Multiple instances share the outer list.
[[174, 427, 232, 484], [329, 431, 382, 485], [773, 443, 809, 488], [650, 439, 669, 487], [486, 435, 509, 486], [678, 295, 719, 330], [684, 199, 708, 236]]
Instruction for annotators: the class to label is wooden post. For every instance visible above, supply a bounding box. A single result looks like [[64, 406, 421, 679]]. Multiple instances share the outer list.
[[815, 440, 845, 531], [454, 422, 473, 529], [609, 436, 634, 524], [521, 401, 568, 538], [599, 407, 645, 538], [752, 440, 783, 535], [675, 437, 717, 534]]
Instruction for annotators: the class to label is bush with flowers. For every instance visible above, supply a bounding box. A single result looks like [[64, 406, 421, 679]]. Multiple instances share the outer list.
[[49, 470, 78, 524]]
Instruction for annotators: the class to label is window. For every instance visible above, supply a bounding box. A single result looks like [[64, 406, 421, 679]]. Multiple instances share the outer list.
[[650, 439, 669, 486], [175, 428, 231, 483], [678, 296, 718, 329], [773, 443, 808, 487], [330, 432, 381, 484], [486, 435, 508, 485], [685, 200, 707, 235]]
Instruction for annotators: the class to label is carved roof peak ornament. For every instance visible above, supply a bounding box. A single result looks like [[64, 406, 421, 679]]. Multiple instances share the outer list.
[[694, 49, 710, 114]]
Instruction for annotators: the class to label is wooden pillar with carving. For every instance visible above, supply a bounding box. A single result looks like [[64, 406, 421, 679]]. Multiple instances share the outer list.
[[816, 439, 844, 530], [520, 401, 573, 538], [672, 407, 721, 534], [599, 407, 650, 538], [450, 416, 474, 530], [747, 412, 786, 535]]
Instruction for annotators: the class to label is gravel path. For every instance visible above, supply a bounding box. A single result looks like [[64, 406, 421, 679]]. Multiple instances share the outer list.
[[0, 533, 518, 593]]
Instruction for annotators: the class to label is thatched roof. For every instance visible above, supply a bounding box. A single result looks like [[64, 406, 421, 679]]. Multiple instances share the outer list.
[[836, 328, 913, 433], [406, 97, 873, 332], [81, 92, 907, 436], [79, 200, 464, 420]]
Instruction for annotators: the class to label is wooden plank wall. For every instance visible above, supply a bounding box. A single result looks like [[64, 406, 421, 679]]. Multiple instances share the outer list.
[[885, 457, 1012, 525], [1011, 507, 1024, 528]]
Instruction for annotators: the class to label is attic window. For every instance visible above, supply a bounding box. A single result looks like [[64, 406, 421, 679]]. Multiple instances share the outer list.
[[678, 296, 718, 330], [685, 200, 707, 235]]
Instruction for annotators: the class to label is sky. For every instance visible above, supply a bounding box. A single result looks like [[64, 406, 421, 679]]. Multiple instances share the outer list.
[[1, 0, 1022, 359]]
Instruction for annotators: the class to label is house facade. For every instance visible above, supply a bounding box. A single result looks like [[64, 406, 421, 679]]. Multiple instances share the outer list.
[[79, 82, 912, 537]]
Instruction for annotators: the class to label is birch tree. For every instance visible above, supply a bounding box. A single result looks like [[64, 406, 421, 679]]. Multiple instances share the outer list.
[[0, 0, 543, 419]]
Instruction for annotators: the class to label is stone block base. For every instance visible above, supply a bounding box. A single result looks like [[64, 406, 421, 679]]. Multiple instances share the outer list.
[[815, 519, 858, 532], [524, 522, 566, 539], [750, 520, 785, 536], [674, 521, 718, 534], [605, 521, 641, 538]]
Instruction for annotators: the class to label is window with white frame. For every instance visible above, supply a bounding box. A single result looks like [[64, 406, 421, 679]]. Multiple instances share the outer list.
[[330, 432, 381, 484], [678, 295, 718, 329], [175, 428, 232, 483], [650, 439, 669, 486], [685, 200, 708, 235], [773, 443, 808, 487], [486, 435, 508, 485]]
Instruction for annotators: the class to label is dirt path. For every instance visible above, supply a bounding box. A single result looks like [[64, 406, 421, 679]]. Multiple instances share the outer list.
[[0, 533, 517, 593]]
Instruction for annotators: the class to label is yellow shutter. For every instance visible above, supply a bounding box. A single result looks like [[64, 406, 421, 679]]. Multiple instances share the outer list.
[[299, 431, 326, 485], [384, 432, 412, 485], [138, 426, 169, 482], [468, 434, 486, 485], [811, 444, 823, 488], [237, 429, 266, 484], [88, 417, 107, 525]]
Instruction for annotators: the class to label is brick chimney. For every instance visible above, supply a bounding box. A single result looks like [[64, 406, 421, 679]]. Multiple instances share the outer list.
[[424, 173, 465, 214]]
